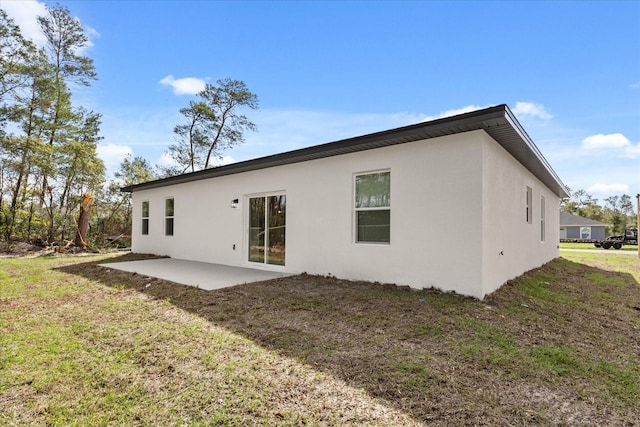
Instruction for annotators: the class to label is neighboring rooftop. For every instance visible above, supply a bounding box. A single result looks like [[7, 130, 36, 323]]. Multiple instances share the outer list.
[[122, 104, 569, 198], [560, 211, 608, 227]]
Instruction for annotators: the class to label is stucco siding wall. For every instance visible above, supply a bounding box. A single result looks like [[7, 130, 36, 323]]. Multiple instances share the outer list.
[[132, 131, 485, 296], [131, 129, 560, 298], [480, 133, 560, 297]]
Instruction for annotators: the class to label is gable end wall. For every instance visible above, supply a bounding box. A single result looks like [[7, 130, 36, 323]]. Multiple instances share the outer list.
[[481, 133, 560, 297]]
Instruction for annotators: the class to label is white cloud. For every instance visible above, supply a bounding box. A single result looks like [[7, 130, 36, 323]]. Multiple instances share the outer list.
[[587, 183, 630, 194], [630, 81, 640, 89], [580, 133, 640, 159], [622, 142, 640, 159], [2, 0, 48, 46], [97, 143, 133, 176], [82, 25, 100, 50], [157, 152, 178, 167], [512, 101, 553, 120], [419, 102, 553, 124], [159, 75, 206, 95], [421, 104, 492, 122], [581, 133, 631, 150], [2, 0, 98, 53]]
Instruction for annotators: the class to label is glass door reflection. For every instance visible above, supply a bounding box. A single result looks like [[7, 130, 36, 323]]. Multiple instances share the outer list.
[[248, 195, 285, 266]]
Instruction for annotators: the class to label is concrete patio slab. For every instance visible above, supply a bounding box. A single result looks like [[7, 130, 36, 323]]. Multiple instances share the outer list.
[[99, 258, 291, 290]]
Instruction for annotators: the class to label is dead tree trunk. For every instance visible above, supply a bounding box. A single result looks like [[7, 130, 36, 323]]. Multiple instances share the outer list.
[[74, 193, 95, 248]]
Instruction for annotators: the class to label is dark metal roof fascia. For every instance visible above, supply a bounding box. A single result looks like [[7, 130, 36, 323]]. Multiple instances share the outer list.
[[122, 104, 568, 198], [498, 108, 570, 198], [121, 106, 507, 192]]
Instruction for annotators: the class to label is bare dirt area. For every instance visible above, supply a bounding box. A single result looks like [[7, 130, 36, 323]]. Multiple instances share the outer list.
[[49, 253, 640, 425]]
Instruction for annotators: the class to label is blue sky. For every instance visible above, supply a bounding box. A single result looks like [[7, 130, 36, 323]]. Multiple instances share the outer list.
[[4, 0, 640, 201]]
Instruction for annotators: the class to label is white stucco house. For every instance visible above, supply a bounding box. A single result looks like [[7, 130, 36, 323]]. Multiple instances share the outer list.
[[122, 104, 569, 299]]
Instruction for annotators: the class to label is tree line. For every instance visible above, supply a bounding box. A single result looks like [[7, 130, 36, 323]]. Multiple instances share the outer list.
[[0, 6, 105, 247], [0, 5, 258, 250], [561, 188, 637, 235]]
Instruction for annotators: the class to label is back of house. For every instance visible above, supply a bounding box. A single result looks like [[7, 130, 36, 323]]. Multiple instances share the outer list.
[[123, 104, 568, 299]]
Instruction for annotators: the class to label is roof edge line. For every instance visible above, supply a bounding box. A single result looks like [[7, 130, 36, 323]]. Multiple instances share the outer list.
[[502, 106, 570, 198]]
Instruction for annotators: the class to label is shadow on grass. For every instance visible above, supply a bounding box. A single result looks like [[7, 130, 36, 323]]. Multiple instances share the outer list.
[[57, 254, 640, 425]]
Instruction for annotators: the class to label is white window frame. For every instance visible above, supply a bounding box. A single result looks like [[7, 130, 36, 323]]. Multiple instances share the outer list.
[[540, 195, 545, 242], [141, 201, 149, 235], [165, 197, 174, 236], [580, 227, 591, 240], [354, 170, 390, 244], [526, 186, 533, 224]]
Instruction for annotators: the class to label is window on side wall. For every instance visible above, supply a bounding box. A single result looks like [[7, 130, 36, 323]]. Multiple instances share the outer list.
[[540, 196, 545, 242], [355, 171, 390, 243], [526, 186, 533, 224], [141, 201, 149, 235], [165, 198, 174, 236], [580, 227, 591, 240]]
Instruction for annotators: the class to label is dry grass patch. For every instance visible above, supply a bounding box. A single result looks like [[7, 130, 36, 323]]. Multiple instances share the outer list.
[[2, 252, 639, 425], [1, 255, 419, 426]]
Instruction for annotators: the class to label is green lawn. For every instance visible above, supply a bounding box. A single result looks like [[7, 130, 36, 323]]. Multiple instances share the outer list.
[[560, 241, 638, 251], [560, 248, 640, 279], [1, 252, 639, 425]]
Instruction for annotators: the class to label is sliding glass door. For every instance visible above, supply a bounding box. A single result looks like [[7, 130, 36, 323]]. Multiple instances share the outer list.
[[248, 194, 286, 266]]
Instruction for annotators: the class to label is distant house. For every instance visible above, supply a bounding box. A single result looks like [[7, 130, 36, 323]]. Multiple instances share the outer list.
[[122, 104, 568, 299], [559, 212, 607, 240]]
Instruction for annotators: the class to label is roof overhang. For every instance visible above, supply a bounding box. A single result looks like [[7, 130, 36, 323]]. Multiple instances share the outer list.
[[122, 104, 569, 198], [559, 212, 609, 227]]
